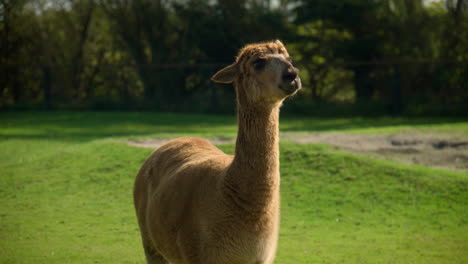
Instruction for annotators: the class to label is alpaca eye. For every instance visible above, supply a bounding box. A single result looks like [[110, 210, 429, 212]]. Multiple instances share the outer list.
[[252, 58, 267, 71]]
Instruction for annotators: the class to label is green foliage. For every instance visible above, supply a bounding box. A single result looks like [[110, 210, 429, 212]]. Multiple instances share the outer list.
[[292, 0, 468, 112], [1, 0, 467, 115], [1, 112, 467, 263]]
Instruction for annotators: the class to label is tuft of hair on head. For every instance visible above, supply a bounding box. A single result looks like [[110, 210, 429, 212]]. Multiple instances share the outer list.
[[211, 40, 287, 84], [236, 40, 286, 61]]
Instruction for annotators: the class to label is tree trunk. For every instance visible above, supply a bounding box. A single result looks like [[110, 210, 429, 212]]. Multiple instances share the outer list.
[[390, 64, 402, 115], [354, 65, 373, 102], [42, 65, 52, 109]]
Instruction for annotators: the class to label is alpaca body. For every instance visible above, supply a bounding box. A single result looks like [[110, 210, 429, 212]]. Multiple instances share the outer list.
[[134, 137, 279, 264], [134, 40, 300, 264]]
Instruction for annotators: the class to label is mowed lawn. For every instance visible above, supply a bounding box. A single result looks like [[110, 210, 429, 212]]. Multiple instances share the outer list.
[[0, 111, 467, 264]]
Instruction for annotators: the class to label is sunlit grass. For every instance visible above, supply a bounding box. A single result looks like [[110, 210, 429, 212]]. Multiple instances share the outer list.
[[1, 111, 467, 263]]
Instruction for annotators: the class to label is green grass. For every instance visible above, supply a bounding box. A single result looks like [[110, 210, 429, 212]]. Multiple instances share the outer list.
[[1, 111, 467, 141], [1, 111, 467, 263]]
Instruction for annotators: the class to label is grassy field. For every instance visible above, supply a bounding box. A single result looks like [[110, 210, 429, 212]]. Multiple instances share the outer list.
[[1, 111, 467, 263]]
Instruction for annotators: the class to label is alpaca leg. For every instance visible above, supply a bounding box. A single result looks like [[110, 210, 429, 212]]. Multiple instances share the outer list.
[[143, 243, 168, 264]]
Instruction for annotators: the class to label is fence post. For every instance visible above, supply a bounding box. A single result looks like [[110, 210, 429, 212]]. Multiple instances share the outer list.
[[391, 64, 402, 115], [42, 65, 51, 110]]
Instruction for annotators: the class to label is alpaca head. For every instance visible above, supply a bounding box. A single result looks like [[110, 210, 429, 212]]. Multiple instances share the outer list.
[[211, 40, 301, 105]]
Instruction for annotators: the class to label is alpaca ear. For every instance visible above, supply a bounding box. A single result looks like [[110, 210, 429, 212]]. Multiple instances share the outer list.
[[211, 63, 238, 84], [275, 39, 284, 45]]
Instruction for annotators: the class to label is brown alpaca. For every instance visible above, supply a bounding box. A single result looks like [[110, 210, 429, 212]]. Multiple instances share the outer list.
[[134, 40, 301, 264]]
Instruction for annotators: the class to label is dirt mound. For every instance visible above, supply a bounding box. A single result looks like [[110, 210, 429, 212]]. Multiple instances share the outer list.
[[284, 133, 468, 172], [125, 132, 468, 172], [126, 137, 235, 149]]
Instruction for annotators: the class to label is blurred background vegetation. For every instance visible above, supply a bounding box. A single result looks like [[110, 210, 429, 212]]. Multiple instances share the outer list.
[[1, 0, 467, 116]]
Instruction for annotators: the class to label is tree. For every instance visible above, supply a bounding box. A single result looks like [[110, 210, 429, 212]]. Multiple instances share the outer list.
[[35, 0, 99, 105], [293, 0, 386, 102], [0, 0, 39, 106]]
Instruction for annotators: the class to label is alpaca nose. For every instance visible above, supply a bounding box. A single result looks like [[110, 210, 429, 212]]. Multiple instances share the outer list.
[[282, 67, 299, 82]]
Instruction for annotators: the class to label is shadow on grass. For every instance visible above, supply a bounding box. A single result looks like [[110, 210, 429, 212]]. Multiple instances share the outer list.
[[1, 111, 466, 142], [280, 115, 467, 132], [0, 111, 237, 142]]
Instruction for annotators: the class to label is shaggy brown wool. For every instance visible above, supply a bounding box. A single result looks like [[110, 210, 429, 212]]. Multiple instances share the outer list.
[[134, 40, 301, 264]]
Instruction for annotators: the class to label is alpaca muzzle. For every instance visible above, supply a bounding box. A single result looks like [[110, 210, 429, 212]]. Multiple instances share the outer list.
[[280, 67, 301, 95]]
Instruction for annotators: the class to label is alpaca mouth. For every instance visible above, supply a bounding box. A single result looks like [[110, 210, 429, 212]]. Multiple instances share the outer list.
[[280, 77, 301, 95]]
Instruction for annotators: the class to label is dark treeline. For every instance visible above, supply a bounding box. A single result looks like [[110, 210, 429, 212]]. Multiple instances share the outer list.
[[1, 0, 467, 115]]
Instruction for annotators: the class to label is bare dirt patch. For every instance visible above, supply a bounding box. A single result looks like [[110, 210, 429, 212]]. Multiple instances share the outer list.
[[125, 132, 468, 172], [283, 132, 468, 172], [126, 137, 235, 149]]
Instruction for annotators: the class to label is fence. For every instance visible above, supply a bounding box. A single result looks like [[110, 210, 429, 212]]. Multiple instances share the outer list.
[[1, 59, 467, 115]]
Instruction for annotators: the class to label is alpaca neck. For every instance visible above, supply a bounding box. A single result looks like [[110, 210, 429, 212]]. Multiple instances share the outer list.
[[223, 100, 281, 212]]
